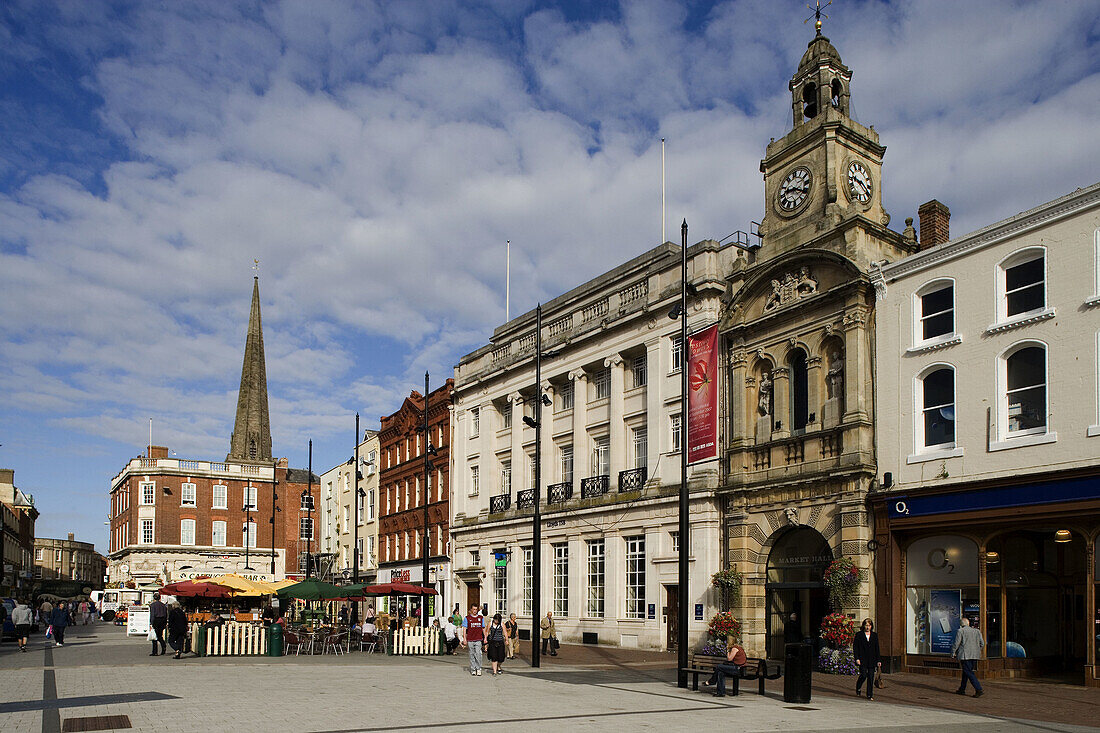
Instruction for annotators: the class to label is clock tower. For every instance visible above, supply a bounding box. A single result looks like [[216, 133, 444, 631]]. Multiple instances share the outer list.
[[757, 27, 896, 258]]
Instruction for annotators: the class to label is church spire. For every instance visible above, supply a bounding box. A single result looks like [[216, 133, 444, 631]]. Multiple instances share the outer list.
[[228, 276, 272, 463]]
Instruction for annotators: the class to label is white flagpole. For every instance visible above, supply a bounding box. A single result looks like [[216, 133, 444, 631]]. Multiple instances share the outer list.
[[661, 138, 666, 245], [148, 417, 152, 457], [506, 240, 511, 322]]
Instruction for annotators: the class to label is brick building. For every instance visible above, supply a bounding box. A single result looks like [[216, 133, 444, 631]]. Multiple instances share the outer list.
[[377, 380, 453, 619], [34, 533, 106, 586], [1, 468, 38, 596], [107, 278, 317, 585]]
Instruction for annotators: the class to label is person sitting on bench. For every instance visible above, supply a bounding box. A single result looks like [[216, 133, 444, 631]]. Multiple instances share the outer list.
[[702, 635, 747, 697]]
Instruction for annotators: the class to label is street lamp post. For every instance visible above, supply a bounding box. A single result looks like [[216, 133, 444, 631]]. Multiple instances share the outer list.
[[271, 460, 279, 576], [354, 412, 361, 584], [677, 219, 690, 687], [306, 439, 313, 578]]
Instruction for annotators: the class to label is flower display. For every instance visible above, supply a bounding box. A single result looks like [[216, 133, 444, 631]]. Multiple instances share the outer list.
[[822, 556, 864, 610], [706, 611, 742, 642], [817, 644, 858, 675], [819, 612, 855, 648], [710, 568, 742, 610], [700, 640, 727, 657]]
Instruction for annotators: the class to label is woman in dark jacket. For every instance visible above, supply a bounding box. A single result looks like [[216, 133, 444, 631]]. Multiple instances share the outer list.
[[853, 617, 881, 700], [167, 603, 190, 659], [48, 601, 71, 647], [485, 613, 507, 675]]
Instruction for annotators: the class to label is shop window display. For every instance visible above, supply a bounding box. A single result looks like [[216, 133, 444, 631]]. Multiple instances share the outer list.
[[905, 535, 978, 655]]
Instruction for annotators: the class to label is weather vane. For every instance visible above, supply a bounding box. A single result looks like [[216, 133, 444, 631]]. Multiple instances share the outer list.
[[805, 0, 831, 35], [252, 258, 260, 273]]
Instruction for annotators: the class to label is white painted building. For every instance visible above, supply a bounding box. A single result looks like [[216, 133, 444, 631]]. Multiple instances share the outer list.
[[318, 431, 380, 583], [450, 240, 740, 650]]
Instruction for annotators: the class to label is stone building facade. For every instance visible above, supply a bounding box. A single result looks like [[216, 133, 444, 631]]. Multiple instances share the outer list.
[[1, 468, 38, 595], [377, 381, 453, 619], [872, 182, 1100, 683], [716, 29, 917, 657], [34, 533, 106, 586], [449, 240, 733, 651]]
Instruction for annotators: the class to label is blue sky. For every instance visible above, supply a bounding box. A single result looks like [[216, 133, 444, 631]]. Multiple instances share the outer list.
[[2, 0, 1099, 553]]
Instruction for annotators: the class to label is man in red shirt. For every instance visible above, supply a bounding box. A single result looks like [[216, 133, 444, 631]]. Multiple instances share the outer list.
[[702, 636, 748, 697], [460, 604, 485, 676]]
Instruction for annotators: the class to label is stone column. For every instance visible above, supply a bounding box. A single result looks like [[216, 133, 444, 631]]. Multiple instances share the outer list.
[[727, 348, 748, 448], [569, 370, 589, 488], [644, 339, 662, 477], [837, 494, 872, 615], [540, 381, 556, 485], [605, 354, 626, 485], [568, 534, 584, 624], [771, 367, 791, 439], [605, 530, 623, 625], [805, 355, 823, 430], [509, 391, 524, 498], [842, 308, 869, 422]]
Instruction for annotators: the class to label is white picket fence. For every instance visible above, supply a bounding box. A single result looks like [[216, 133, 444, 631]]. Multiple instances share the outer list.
[[391, 628, 441, 655], [190, 622, 268, 656]]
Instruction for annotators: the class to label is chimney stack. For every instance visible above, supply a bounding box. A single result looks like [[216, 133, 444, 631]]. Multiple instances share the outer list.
[[917, 200, 950, 249], [68, 532, 75, 541]]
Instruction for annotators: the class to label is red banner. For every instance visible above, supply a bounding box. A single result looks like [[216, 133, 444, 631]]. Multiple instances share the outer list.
[[687, 324, 719, 464]]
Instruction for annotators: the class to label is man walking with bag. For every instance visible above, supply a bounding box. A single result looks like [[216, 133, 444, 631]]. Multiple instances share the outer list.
[[540, 610, 558, 656], [951, 616, 984, 698], [148, 593, 169, 656]]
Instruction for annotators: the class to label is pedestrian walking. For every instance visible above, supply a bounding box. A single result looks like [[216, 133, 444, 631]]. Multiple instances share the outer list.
[[12, 598, 33, 652], [79, 600, 91, 625], [48, 601, 70, 647], [700, 635, 747, 697], [148, 592, 169, 656], [166, 602, 189, 659], [461, 604, 485, 676], [504, 613, 519, 659], [540, 610, 558, 656], [951, 616, 985, 697], [853, 618, 882, 700], [486, 613, 506, 675], [39, 599, 53, 628]]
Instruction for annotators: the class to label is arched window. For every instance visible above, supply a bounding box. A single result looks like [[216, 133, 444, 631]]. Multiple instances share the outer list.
[[997, 247, 1046, 322], [914, 278, 955, 345], [917, 366, 955, 450], [789, 350, 809, 432], [830, 78, 842, 108], [1002, 344, 1047, 437], [802, 82, 818, 119]]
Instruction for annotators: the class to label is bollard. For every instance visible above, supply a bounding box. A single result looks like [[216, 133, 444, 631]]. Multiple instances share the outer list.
[[268, 623, 283, 657]]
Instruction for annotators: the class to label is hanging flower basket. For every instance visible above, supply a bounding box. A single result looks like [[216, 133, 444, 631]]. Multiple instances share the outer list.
[[706, 611, 742, 643], [822, 556, 864, 610], [710, 568, 742, 610]]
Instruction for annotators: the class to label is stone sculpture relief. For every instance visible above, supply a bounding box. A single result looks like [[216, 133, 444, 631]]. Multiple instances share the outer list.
[[763, 266, 819, 312]]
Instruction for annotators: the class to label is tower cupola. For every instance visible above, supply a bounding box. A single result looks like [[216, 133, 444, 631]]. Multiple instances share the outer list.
[[789, 30, 852, 127]]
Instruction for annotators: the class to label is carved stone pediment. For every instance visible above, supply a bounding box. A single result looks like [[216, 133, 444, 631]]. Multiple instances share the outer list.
[[763, 267, 818, 312]]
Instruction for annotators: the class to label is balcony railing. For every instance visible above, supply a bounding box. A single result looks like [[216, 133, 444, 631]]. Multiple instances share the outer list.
[[489, 494, 512, 514], [617, 466, 647, 492], [547, 482, 573, 505], [580, 475, 610, 499], [516, 489, 535, 509]]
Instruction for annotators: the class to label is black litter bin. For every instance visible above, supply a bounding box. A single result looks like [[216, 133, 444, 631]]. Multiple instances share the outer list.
[[784, 642, 813, 703]]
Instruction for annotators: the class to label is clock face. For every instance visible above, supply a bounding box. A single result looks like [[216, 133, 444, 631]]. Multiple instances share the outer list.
[[847, 160, 873, 203], [777, 167, 812, 212]]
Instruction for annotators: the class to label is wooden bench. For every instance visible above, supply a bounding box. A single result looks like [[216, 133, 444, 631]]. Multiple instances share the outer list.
[[681, 657, 783, 696]]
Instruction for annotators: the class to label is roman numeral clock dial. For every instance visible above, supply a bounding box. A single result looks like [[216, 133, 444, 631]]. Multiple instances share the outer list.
[[847, 160, 873, 204], [777, 167, 812, 212]]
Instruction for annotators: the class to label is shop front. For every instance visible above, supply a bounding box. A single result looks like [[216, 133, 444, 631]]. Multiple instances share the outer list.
[[872, 474, 1100, 685], [374, 562, 451, 622]]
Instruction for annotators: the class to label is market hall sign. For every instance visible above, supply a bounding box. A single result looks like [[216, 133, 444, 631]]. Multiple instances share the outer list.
[[887, 475, 1100, 519]]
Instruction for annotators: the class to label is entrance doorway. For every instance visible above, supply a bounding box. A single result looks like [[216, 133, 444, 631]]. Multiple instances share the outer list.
[[466, 583, 481, 613], [665, 584, 679, 651], [765, 526, 833, 658]]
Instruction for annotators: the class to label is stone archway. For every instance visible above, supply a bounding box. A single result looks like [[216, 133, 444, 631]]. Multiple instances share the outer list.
[[765, 526, 834, 658]]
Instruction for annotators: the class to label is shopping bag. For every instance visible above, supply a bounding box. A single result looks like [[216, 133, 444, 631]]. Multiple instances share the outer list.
[[551, 637, 560, 651], [147, 626, 157, 641], [45, 625, 53, 639], [874, 668, 885, 689]]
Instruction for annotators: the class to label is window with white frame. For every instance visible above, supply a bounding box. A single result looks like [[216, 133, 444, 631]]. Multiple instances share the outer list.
[[586, 540, 605, 618], [180, 519, 195, 546], [243, 521, 258, 548], [140, 519, 154, 544], [528, 453, 537, 489], [368, 489, 375, 520], [625, 535, 646, 619], [494, 562, 507, 615], [632, 355, 647, 388], [357, 537, 364, 566], [1000, 249, 1046, 319], [469, 465, 479, 496], [918, 366, 956, 449], [670, 413, 682, 453], [55, 548, 62, 563], [559, 381, 574, 410], [470, 407, 480, 438], [212, 521, 226, 547], [181, 482, 196, 506], [357, 491, 364, 524], [300, 517, 313, 541], [916, 280, 955, 342], [500, 460, 511, 495], [553, 543, 569, 616], [632, 427, 648, 468], [593, 368, 611, 400], [244, 485, 257, 510], [140, 482, 155, 505], [560, 445, 574, 482], [212, 484, 227, 509], [1003, 344, 1047, 436], [592, 436, 610, 476], [367, 536, 375, 564], [301, 493, 314, 511], [522, 547, 533, 615], [35, 548, 43, 561], [671, 337, 683, 373], [501, 401, 512, 429], [671, 530, 680, 553]]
